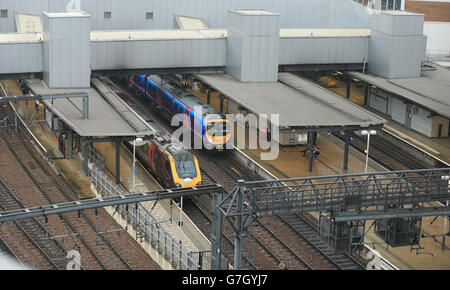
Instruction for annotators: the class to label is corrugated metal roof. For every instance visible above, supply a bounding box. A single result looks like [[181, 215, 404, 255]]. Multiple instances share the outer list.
[[196, 73, 386, 128], [349, 68, 450, 119], [24, 79, 154, 137]]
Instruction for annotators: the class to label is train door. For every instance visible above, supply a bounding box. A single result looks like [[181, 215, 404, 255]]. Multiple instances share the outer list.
[[148, 142, 155, 170], [173, 102, 179, 116], [157, 87, 162, 106], [184, 108, 190, 128]]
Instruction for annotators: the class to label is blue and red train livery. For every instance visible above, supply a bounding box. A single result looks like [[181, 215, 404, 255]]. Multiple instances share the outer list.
[[129, 75, 231, 148]]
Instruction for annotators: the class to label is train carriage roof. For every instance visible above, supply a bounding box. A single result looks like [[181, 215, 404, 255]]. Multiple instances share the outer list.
[[147, 75, 223, 118]]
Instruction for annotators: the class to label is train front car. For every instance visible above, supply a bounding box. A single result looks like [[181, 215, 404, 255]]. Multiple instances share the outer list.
[[129, 74, 232, 150], [144, 138, 202, 189], [203, 115, 232, 150], [168, 147, 202, 188]]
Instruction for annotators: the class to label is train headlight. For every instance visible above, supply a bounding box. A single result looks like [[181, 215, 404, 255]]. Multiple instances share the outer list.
[[207, 136, 213, 143]]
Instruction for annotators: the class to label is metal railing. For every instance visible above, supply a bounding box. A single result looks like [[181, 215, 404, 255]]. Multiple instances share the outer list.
[[87, 145, 105, 174], [222, 168, 450, 218], [0, 116, 8, 131], [90, 164, 202, 270]]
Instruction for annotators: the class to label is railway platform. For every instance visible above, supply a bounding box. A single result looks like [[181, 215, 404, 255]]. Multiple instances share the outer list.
[[0, 79, 212, 269], [383, 121, 450, 165]]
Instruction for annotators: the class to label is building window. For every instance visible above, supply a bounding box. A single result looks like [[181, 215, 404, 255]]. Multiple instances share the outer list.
[[0, 10, 8, 18], [146, 12, 153, 20], [104, 11, 111, 19]]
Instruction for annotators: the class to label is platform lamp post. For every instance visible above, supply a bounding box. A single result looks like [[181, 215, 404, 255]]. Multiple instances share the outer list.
[[179, 178, 193, 245], [361, 130, 376, 173], [132, 137, 145, 193]]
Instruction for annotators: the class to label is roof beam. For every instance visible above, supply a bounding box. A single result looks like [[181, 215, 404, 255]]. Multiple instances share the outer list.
[[333, 206, 450, 222], [0, 184, 223, 223]]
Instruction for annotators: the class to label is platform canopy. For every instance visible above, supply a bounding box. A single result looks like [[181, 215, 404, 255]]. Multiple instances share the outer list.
[[349, 67, 450, 119], [24, 78, 154, 137], [196, 73, 386, 130]]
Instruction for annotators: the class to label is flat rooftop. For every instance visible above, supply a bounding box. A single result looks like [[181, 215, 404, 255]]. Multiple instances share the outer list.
[[1, 26, 370, 45], [349, 66, 450, 119], [230, 9, 280, 16], [90, 29, 226, 41], [0, 33, 41, 43], [196, 73, 386, 128], [24, 79, 154, 137]]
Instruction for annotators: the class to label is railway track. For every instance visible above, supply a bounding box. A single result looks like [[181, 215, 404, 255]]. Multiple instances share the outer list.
[[0, 235, 23, 267], [0, 103, 134, 270], [110, 76, 365, 269], [0, 180, 70, 269], [332, 131, 431, 171]]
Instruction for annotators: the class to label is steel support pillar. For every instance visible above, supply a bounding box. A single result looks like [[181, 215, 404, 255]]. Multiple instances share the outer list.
[[346, 79, 351, 99], [207, 90, 211, 105], [82, 95, 89, 120], [14, 101, 17, 133], [67, 130, 73, 159], [234, 180, 244, 270], [81, 140, 89, 176], [343, 131, 350, 170], [115, 140, 121, 184], [219, 95, 224, 114], [364, 84, 369, 106], [210, 191, 223, 270], [308, 132, 317, 172]]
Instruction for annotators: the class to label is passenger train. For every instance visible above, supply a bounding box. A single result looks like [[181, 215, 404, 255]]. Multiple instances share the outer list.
[[129, 75, 231, 149], [102, 77, 202, 189], [129, 134, 202, 188]]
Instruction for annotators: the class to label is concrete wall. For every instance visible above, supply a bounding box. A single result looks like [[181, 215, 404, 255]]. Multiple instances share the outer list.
[[279, 35, 369, 65], [0, 0, 371, 33], [390, 95, 406, 124], [368, 87, 389, 114], [42, 11, 91, 88], [368, 11, 427, 78], [410, 105, 433, 137], [423, 21, 450, 55], [91, 37, 226, 71], [0, 40, 42, 74], [226, 10, 280, 82], [431, 115, 449, 138]]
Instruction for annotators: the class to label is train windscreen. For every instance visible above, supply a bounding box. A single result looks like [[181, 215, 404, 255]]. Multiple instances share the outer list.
[[206, 121, 230, 137], [173, 153, 197, 179]]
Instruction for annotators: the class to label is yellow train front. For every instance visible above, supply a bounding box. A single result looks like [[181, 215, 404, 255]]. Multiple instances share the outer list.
[[133, 136, 202, 189]]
